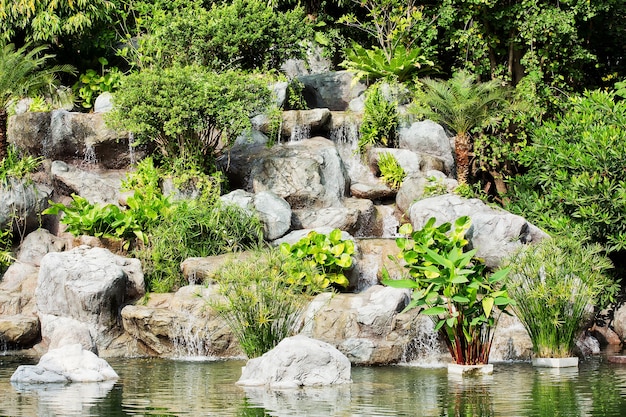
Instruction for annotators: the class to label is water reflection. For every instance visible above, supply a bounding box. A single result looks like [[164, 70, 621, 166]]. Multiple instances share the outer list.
[[2, 355, 626, 416]]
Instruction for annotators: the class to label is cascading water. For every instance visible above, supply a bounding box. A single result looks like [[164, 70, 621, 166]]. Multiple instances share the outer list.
[[377, 204, 399, 238], [128, 132, 137, 166], [290, 123, 311, 142], [172, 314, 215, 360], [81, 143, 98, 166], [401, 316, 446, 367]]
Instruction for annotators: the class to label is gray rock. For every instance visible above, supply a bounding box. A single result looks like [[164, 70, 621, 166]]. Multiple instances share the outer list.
[[0, 314, 40, 347], [51, 161, 124, 205], [297, 71, 367, 111], [270, 81, 289, 108], [0, 179, 52, 234], [291, 206, 360, 231], [398, 120, 455, 175], [237, 335, 352, 388], [408, 194, 549, 268], [16, 229, 66, 267], [273, 228, 354, 247], [36, 247, 144, 351], [396, 172, 458, 214], [93, 92, 114, 113], [281, 108, 331, 139], [10, 344, 118, 383]]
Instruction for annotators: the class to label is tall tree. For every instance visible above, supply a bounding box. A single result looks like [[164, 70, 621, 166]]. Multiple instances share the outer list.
[[0, 42, 75, 161]]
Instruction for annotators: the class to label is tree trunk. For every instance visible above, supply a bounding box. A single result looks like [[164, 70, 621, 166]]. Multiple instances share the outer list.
[[0, 108, 7, 162], [455, 132, 471, 185]]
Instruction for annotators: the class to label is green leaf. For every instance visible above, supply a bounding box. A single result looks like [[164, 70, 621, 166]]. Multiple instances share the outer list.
[[422, 306, 447, 315], [382, 278, 419, 289], [482, 297, 494, 318], [452, 295, 470, 303]]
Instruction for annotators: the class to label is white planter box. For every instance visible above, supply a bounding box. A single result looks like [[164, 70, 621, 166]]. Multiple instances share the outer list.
[[447, 363, 493, 376], [532, 357, 579, 368]]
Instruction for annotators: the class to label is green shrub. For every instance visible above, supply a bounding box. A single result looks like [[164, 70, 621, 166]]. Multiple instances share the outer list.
[[137, 0, 312, 71], [137, 200, 264, 293], [383, 216, 514, 365], [279, 228, 354, 293], [286, 78, 308, 110], [0, 145, 42, 186], [503, 236, 617, 358], [358, 83, 398, 154], [211, 248, 306, 358], [106, 66, 270, 170], [377, 152, 405, 190], [506, 89, 626, 253], [73, 57, 122, 110]]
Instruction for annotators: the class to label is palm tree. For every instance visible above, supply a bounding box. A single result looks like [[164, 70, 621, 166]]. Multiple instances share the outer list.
[[417, 70, 510, 185], [0, 42, 75, 161]]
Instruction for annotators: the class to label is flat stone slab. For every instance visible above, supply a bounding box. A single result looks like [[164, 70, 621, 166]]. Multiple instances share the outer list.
[[608, 356, 626, 364], [532, 357, 579, 368], [448, 363, 493, 376]]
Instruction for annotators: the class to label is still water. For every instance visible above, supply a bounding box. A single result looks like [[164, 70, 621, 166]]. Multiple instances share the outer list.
[[2, 354, 626, 417]]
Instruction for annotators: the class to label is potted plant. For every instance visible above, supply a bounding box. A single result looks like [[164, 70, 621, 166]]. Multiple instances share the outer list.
[[383, 216, 514, 375], [503, 236, 617, 367]]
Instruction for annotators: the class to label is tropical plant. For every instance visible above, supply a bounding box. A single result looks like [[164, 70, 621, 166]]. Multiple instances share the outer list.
[[502, 236, 617, 358], [211, 249, 307, 358], [0, 145, 43, 186], [358, 82, 398, 154], [413, 70, 511, 185], [137, 200, 264, 292], [279, 228, 354, 293], [73, 57, 122, 109], [383, 216, 514, 365], [506, 89, 626, 255], [106, 66, 270, 170], [0, 42, 75, 162], [377, 152, 405, 190]]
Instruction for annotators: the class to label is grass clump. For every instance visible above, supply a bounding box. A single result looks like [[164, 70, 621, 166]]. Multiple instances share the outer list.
[[503, 236, 618, 358], [211, 249, 307, 358]]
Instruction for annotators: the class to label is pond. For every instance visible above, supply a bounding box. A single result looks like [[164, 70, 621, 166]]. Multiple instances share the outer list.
[[2, 353, 626, 416]]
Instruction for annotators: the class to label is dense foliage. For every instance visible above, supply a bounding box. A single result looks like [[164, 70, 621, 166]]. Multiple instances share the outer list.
[[106, 66, 270, 169], [383, 217, 514, 365], [503, 236, 617, 358], [506, 90, 626, 256]]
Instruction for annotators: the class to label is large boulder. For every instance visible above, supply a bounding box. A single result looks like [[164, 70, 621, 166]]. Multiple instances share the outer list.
[[50, 161, 125, 205], [35, 247, 144, 352], [121, 285, 240, 358], [237, 335, 352, 388], [8, 110, 135, 169], [407, 194, 549, 268], [398, 120, 455, 175], [297, 71, 367, 111], [10, 344, 118, 383], [396, 171, 457, 214], [0, 314, 40, 347], [281, 109, 331, 139], [0, 179, 52, 234]]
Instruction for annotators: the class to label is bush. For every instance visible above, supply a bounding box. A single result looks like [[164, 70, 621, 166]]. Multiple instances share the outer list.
[[137, 0, 312, 71], [211, 249, 306, 358], [358, 82, 398, 154], [279, 228, 354, 293], [383, 216, 514, 365], [503, 236, 617, 358], [106, 66, 270, 170], [506, 90, 626, 253], [0, 145, 42, 186], [137, 200, 264, 293]]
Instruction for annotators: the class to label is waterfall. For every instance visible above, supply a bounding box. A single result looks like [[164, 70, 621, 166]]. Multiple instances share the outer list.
[[290, 124, 310, 142], [378, 205, 399, 238], [172, 314, 215, 360], [401, 317, 446, 367], [81, 143, 98, 166], [128, 132, 137, 166]]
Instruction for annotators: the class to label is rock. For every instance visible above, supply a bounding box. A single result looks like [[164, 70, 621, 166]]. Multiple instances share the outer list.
[[273, 228, 355, 247], [281, 109, 331, 139], [396, 172, 458, 214], [93, 92, 114, 113], [609, 303, 626, 344], [221, 190, 292, 241], [343, 197, 377, 238], [40, 315, 97, 352], [0, 314, 40, 347], [248, 137, 349, 209], [16, 229, 66, 267], [181, 252, 255, 285], [35, 247, 144, 351], [291, 206, 360, 231], [488, 312, 533, 361], [0, 179, 53, 234], [10, 344, 118, 383], [270, 81, 289, 108], [299, 285, 417, 365], [237, 335, 352, 388], [51, 161, 125, 205], [407, 194, 549, 268], [297, 71, 367, 111], [398, 120, 455, 175], [121, 285, 240, 358]]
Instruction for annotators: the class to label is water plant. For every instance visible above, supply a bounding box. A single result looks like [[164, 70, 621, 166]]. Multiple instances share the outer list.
[[212, 249, 307, 358], [502, 236, 617, 358], [377, 152, 405, 190], [279, 228, 354, 293], [383, 216, 514, 365]]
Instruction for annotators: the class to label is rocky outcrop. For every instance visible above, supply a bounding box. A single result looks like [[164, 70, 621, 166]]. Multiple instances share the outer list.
[[36, 246, 144, 352], [398, 120, 455, 175], [50, 161, 125, 206], [297, 71, 366, 111], [10, 344, 118, 383], [237, 335, 352, 388], [0, 178, 52, 234], [408, 194, 549, 268]]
